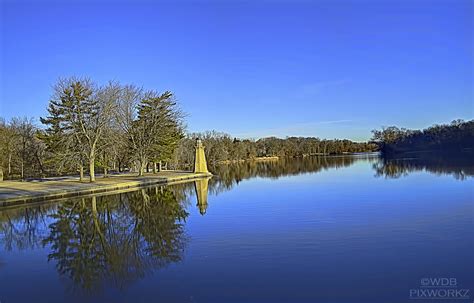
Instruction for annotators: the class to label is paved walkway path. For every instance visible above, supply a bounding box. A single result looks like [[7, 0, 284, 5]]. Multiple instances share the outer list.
[[0, 171, 211, 207]]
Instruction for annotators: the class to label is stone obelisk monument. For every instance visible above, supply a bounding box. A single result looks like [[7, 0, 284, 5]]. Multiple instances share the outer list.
[[194, 139, 209, 174]]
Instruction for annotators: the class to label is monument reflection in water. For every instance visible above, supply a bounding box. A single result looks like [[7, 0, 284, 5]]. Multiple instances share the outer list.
[[0, 154, 472, 302]]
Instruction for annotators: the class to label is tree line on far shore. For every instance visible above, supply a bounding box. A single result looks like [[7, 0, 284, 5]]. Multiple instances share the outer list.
[[371, 119, 474, 156], [176, 131, 378, 169]]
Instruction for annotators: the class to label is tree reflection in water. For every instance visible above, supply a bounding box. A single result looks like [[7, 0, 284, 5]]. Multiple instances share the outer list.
[[0, 204, 52, 251], [42, 186, 189, 293], [373, 154, 474, 180], [1, 154, 472, 293], [207, 154, 377, 194]]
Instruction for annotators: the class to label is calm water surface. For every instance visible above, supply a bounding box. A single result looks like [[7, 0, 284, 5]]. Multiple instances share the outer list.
[[1, 155, 473, 303]]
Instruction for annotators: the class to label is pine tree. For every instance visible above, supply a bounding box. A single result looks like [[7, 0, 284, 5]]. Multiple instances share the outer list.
[[41, 78, 114, 182], [129, 91, 184, 176]]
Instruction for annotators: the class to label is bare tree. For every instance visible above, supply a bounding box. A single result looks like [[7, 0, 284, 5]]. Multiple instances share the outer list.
[[114, 84, 143, 174], [10, 117, 36, 180], [41, 78, 116, 182], [0, 118, 17, 179]]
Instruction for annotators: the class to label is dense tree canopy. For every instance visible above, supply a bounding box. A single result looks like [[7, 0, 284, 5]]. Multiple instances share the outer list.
[[371, 119, 474, 156]]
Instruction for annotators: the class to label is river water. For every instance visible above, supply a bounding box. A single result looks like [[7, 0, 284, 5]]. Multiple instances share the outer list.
[[0, 154, 473, 302]]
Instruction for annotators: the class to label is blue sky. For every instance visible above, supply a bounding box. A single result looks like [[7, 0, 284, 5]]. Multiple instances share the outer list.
[[1, 0, 472, 141]]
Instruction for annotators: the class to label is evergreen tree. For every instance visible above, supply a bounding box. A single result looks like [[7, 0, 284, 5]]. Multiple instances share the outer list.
[[41, 78, 114, 182]]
